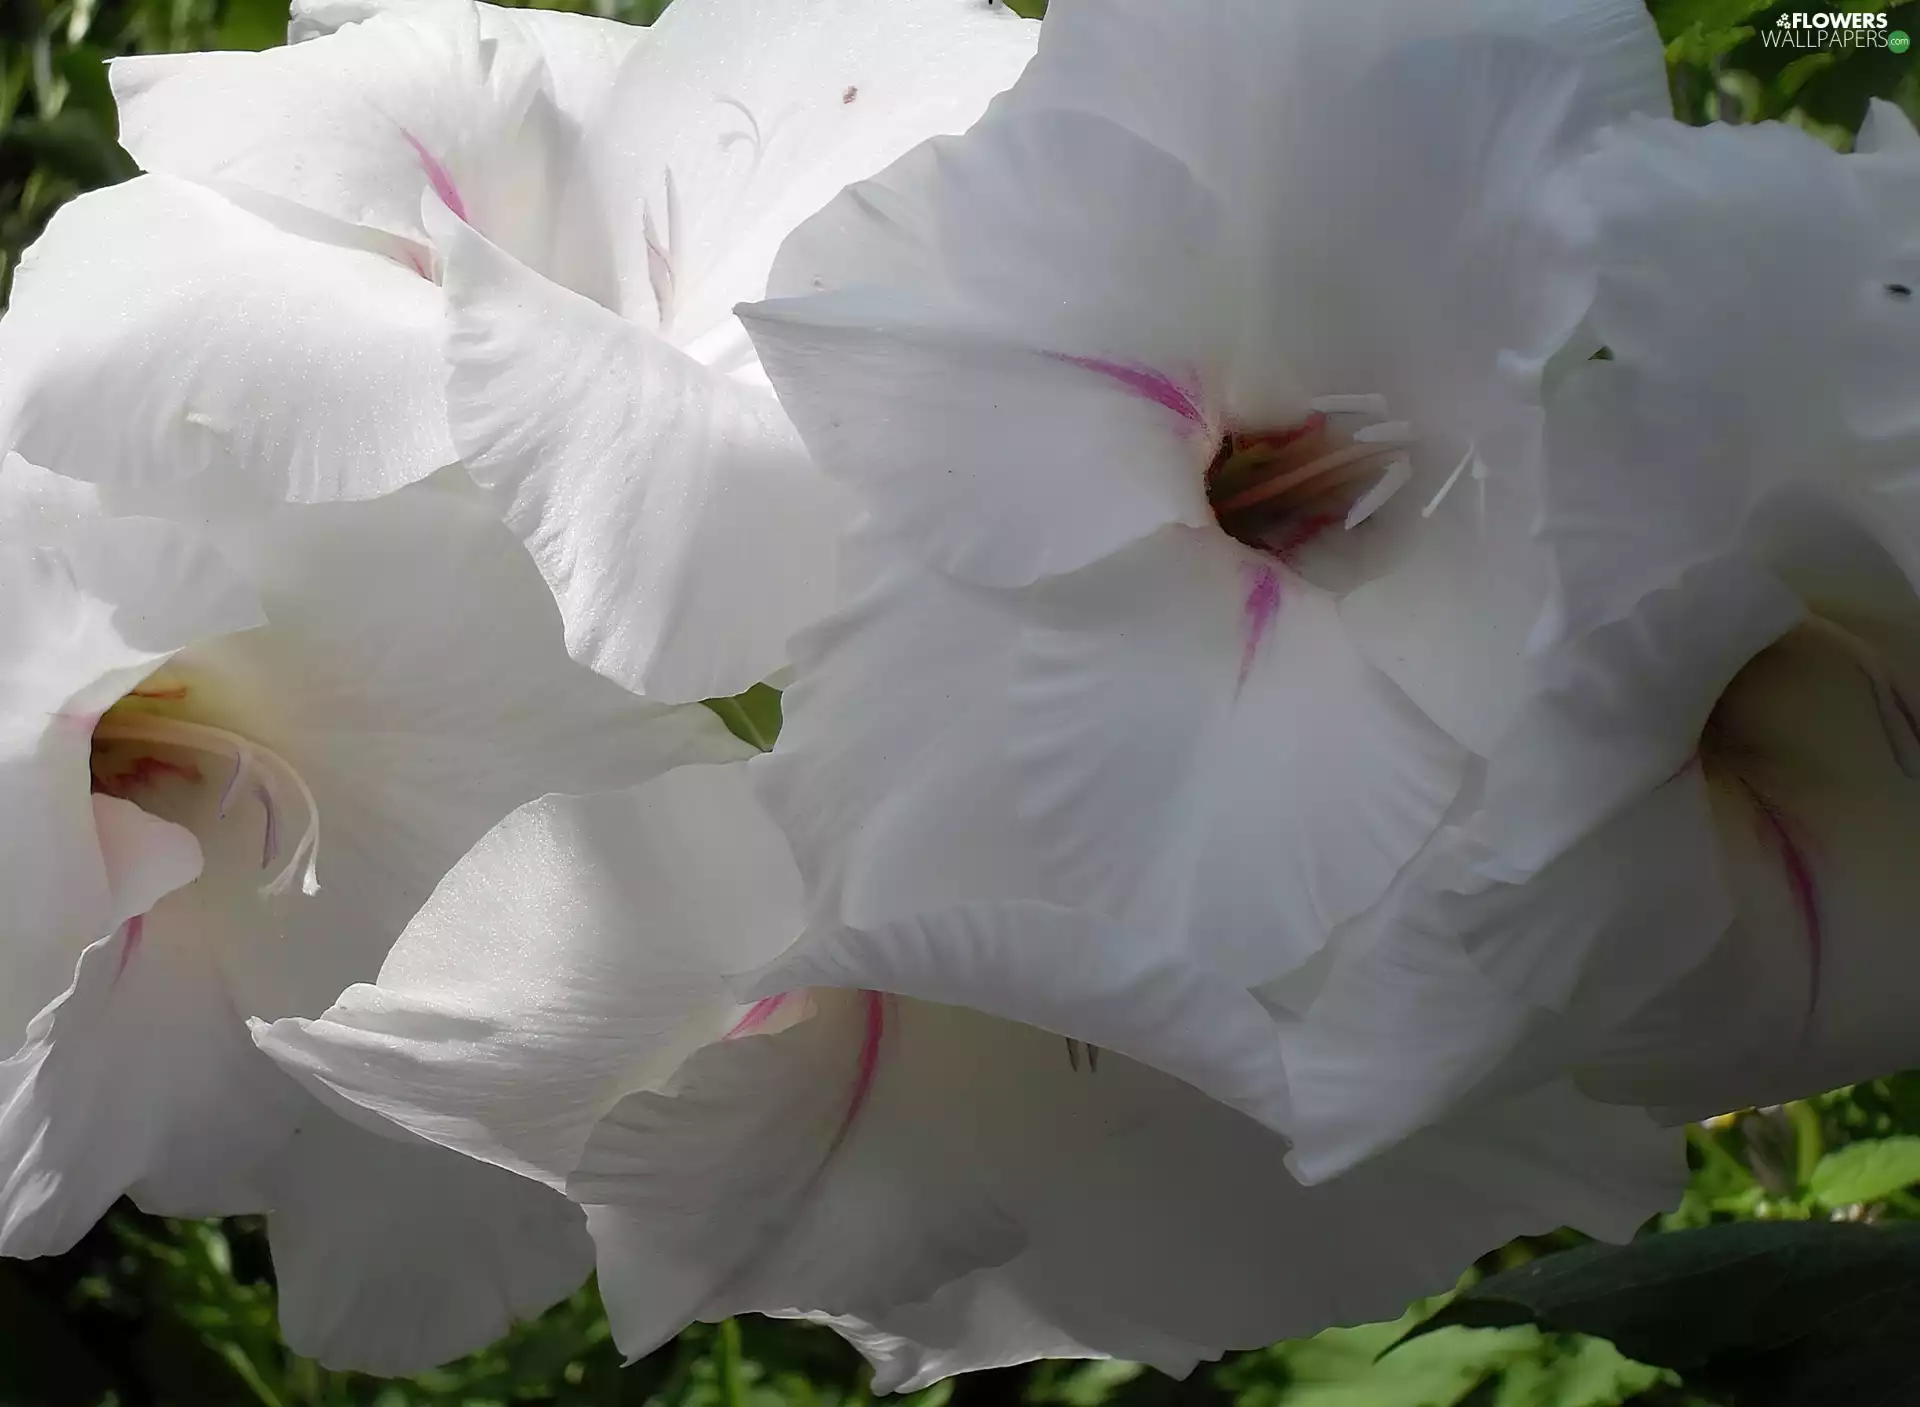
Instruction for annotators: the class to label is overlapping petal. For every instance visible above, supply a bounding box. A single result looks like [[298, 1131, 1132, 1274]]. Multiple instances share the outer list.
[[257, 767, 784, 1187], [263, 1115, 593, 1375], [0, 507, 260, 1044], [436, 210, 844, 701], [0, 176, 452, 500]]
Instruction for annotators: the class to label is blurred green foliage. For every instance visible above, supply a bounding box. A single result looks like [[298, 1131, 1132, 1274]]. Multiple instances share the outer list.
[[3, 0, 1918, 1402]]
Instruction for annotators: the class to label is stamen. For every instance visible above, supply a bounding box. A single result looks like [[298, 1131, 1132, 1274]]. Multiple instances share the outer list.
[[218, 741, 253, 820], [1211, 438, 1402, 517], [91, 713, 321, 898], [1209, 392, 1420, 557], [1422, 442, 1479, 519], [1344, 457, 1412, 530]]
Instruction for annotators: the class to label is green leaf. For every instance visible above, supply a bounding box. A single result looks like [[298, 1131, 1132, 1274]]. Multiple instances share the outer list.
[[215, 0, 290, 51], [1810, 1137, 1920, 1208], [1400, 1222, 1920, 1407], [5, 108, 136, 188], [703, 683, 782, 751], [1648, 0, 1775, 45]]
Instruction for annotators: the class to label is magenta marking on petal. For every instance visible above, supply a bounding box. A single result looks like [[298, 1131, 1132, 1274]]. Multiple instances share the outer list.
[[1741, 781, 1822, 1025], [1046, 353, 1205, 426], [1238, 563, 1281, 690], [255, 781, 280, 870], [114, 914, 145, 979], [724, 992, 791, 1040], [836, 991, 887, 1143], [401, 131, 468, 222]]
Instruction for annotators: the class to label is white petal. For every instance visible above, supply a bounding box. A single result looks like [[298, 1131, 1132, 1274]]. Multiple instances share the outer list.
[[91, 794, 203, 927], [1279, 773, 1731, 1181], [1537, 362, 1758, 635], [574, 989, 1012, 1359], [0, 176, 452, 500], [994, 1066, 1678, 1350], [738, 900, 1293, 1134], [1479, 553, 1803, 871], [289, 0, 644, 121], [590, 986, 1677, 1368], [1335, 398, 1553, 756], [436, 209, 845, 701], [264, 1113, 592, 1375], [1858, 97, 1920, 157], [744, 108, 1226, 589], [0, 511, 259, 1045], [841, 1003, 1672, 1359], [112, 2, 546, 251], [802, 1277, 1120, 1394], [1587, 611, 1920, 1117], [1011, 0, 1666, 428], [182, 478, 741, 1019], [1577, 118, 1920, 476], [582, 0, 1036, 339], [0, 911, 302, 1257], [754, 530, 1047, 931], [256, 766, 798, 1186], [1012, 528, 1467, 985], [1016, 0, 1666, 207], [0, 453, 101, 545]]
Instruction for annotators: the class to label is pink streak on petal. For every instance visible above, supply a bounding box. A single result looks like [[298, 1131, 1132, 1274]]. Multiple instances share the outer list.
[[1741, 781, 1822, 1024], [401, 131, 468, 222], [114, 914, 145, 979], [837, 991, 887, 1142], [1238, 563, 1281, 690], [724, 992, 791, 1039], [1046, 353, 1205, 426]]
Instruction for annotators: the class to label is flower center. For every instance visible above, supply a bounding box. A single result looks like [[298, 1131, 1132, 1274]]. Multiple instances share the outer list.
[[1206, 394, 1417, 556], [89, 680, 321, 898]]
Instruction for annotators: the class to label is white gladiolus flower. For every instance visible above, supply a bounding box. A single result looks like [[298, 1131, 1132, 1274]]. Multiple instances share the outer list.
[[1279, 108, 1920, 1178], [0, 0, 1037, 702], [719, 0, 1680, 1226], [257, 764, 1677, 1383], [421, 0, 1035, 701], [0, 456, 737, 1372]]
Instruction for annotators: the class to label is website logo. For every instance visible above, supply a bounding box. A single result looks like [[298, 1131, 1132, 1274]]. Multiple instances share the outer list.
[[1765, 11, 1902, 47]]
